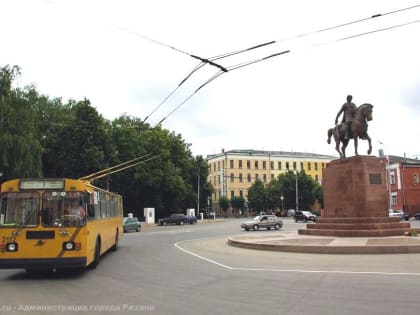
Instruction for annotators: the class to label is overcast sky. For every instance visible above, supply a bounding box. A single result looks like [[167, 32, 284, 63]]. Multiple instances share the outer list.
[[1, 0, 419, 159]]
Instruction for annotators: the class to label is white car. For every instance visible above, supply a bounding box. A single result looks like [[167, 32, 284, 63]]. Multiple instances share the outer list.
[[388, 209, 408, 220]]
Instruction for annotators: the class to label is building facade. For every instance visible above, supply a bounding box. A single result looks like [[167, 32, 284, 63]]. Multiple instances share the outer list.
[[206, 149, 336, 212], [387, 156, 420, 217]]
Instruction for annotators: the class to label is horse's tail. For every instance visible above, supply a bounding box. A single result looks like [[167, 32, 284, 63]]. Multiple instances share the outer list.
[[327, 128, 333, 144]]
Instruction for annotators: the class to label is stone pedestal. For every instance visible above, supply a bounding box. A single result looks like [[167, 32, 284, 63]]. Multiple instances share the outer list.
[[299, 156, 410, 237]]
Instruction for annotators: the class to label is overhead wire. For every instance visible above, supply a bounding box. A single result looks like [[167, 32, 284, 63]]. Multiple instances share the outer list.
[[111, 4, 420, 126], [139, 3, 420, 124], [157, 16, 420, 124]]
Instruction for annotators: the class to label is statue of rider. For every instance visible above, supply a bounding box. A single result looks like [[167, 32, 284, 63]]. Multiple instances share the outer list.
[[335, 95, 357, 140]]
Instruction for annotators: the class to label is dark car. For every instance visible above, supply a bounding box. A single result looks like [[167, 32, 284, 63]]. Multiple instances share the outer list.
[[186, 215, 197, 224], [415, 213, 420, 220], [294, 210, 317, 222], [123, 217, 141, 232], [158, 213, 187, 226]]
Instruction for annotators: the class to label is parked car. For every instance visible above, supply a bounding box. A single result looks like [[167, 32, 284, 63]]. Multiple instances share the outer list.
[[158, 213, 187, 226], [294, 211, 316, 222], [241, 215, 283, 231], [389, 209, 410, 221], [186, 215, 197, 224], [415, 213, 420, 220], [123, 217, 141, 232]]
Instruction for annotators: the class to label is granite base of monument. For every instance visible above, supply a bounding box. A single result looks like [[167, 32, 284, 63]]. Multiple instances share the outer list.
[[299, 156, 410, 237]]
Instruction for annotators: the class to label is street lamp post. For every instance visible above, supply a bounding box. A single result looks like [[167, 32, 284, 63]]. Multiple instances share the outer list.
[[197, 166, 200, 218], [378, 141, 391, 209], [280, 195, 284, 211], [295, 171, 299, 211]]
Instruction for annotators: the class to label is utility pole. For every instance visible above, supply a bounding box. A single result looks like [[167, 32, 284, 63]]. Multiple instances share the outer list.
[[197, 166, 200, 216], [295, 171, 299, 211]]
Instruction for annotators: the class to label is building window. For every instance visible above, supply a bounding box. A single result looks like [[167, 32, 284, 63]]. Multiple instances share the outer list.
[[247, 160, 250, 169], [286, 162, 289, 170], [239, 190, 243, 198], [255, 161, 259, 169], [255, 174, 259, 180], [389, 172, 395, 185], [239, 160, 243, 169], [322, 163, 325, 168], [239, 173, 243, 183], [391, 193, 397, 206], [214, 176, 216, 185], [307, 162, 311, 171], [271, 174, 275, 181], [293, 162, 296, 170], [222, 161, 224, 169], [270, 161, 274, 170], [217, 161, 220, 170], [315, 175, 318, 182], [218, 175, 220, 184], [231, 190, 234, 199], [278, 162, 282, 170], [263, 161, 266, 169], [230, 160, 234, 169], [414, 174, 419, 185], [230, 173, 234, 183], [300, 162, 304, 170], [247, 174, 251, 182], [263, 174, 267, 183], [315, 162, 318, 171]]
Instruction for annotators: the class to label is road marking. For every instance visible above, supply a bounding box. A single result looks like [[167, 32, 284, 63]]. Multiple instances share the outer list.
[[174, 240, 233, 270], [175, 238, 420, 277], [232, 267, 420, 276]]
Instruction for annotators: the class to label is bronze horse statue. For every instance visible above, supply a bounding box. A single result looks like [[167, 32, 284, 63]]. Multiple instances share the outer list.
[[327, 103, 373, 158]]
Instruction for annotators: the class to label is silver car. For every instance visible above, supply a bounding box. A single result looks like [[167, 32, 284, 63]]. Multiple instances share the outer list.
[[241, 215, 283, 231]]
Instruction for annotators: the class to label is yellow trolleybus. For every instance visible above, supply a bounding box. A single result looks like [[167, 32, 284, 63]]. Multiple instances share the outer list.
[[0, 178, 123, 271]]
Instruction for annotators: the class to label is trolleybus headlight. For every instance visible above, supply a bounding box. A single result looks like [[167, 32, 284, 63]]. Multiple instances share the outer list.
[[63, 242, 75, 251], [7, 243, 18, 252]]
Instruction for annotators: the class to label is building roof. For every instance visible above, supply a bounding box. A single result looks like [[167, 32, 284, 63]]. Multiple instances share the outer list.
[[207, 149, 336, 160], [389, 155, 420, 165]]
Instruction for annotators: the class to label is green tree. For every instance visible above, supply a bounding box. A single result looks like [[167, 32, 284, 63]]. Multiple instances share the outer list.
[[247, 179, 269, 213], [0, 65, 42, 179], [313, 183, 324, 209], [266, 177, 282, 210], [278, 170, 317, 210], [231, 196, 245, 216], [219, 196, 230, 215]]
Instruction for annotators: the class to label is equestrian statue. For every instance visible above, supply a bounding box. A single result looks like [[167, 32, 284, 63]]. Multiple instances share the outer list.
[[327, 95, 373, 158]]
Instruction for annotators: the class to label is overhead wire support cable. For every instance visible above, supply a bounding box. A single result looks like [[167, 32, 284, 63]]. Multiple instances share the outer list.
[[157, 49, 292, 125], [146, 40, 279, 123], [143, 62, 204, 123], [276, 3, 420, 42], [310, 19, 420, 49]]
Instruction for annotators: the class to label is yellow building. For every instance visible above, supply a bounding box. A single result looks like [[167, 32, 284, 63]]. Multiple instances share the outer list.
[[207, 149, 336, 211]]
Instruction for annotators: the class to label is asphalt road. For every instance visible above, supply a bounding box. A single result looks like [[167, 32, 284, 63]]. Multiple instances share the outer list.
[[0, 218, 420, 315]]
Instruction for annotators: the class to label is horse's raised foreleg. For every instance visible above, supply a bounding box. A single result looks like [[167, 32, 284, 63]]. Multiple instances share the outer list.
[[354, 137, 359, 156], [327, 128, 333, 144]]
